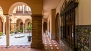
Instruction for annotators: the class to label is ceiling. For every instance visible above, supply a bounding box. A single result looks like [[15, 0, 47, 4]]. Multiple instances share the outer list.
[[43, 0, 61, 18]]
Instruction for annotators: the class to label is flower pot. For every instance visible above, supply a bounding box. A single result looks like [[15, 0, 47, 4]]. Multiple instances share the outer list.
[[27, 36, 32, 41]]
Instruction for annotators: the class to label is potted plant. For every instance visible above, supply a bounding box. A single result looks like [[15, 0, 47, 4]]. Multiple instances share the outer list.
[[10, 30, 14, 36], [18, 29, 23, 33], [14, 26, 18, 34], [26, 23, 32, 41], [0, 32, 3, 39]]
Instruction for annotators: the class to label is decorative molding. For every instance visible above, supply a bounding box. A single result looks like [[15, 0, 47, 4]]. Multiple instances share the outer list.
[[60, 1, 78, 16], [3, 14, 8, 15], [4, 14, 12, 17], [31, 14, 42, 17], [75, 25, 91, 51]]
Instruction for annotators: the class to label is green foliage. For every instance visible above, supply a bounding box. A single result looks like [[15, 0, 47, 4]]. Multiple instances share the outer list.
[[26, 23, 32, 30], [0, 32, 3, 36], [18, 29, 23, 32], [10, 30, 14, 34], [15, 26, 18, 28]]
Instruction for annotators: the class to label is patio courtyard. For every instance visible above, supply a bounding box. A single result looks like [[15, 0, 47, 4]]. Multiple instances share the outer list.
[[0, 33, 32, 46]]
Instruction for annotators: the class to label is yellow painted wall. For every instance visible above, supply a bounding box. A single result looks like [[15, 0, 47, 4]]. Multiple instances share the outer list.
[[56, 0, 64, 26], [0, 0, 42, 15], [56, 0, 91, 25], [51, 9, 56, 35], [47, 11, 51, 32], [76, 0, 91, 25], [47, 9, 56, 39]]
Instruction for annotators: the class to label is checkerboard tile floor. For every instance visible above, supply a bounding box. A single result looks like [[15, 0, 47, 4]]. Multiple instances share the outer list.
[[0, 45, 30, 49], [0, 33, 63, 51]]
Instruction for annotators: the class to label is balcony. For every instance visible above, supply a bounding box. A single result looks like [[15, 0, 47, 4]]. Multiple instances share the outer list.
[[13, 11, 32, 16]]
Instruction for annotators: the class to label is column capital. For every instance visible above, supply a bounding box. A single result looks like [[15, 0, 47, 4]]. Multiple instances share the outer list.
[[31, 14, 42, 17], [4, 14, 8, 15], [4, 14, 12, 17]]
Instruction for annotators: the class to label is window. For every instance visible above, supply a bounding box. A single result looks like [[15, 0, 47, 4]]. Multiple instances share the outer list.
[[26, 6, 29, 11], [60, 0, 78, 48], [20, 6, 23, 11], [17, 6, 23, 11], [18, 6, 20, 11]]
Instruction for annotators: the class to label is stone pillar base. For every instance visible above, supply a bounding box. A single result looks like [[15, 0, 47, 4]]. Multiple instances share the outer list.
[[31, 42, 44, 49]]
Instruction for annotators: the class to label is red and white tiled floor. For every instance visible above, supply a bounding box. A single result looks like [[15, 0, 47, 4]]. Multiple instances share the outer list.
[[0, 33, 63, 51]]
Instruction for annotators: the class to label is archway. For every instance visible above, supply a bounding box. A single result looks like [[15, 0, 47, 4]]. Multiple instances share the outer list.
[[25, 19, 31, 33], [5, 1, 43, 48], [55, 13, 60, 44], [0, 0, 43, 48], [49, 20, 50, 32], [0, 6, 4, 33], [43, 22, 47, 33], [7, 2, 32, 46], [0, 17, 3, 32], [8, 2, 32, 15], [20, 22, 23, 31], [16, 19, 23, 33]]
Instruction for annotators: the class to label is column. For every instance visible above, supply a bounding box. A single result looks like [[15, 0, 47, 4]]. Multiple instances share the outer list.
[[31, 14, 44, 49], [23, 5, 24, 14], [23, 23, 25, 33], [42, 21, 43, 41], [9, 19, 11, 34], [50, 9, 56, 40], [3, 22, 5, 34], [42, 19, 43, 34], [5, 14, 10, 47]]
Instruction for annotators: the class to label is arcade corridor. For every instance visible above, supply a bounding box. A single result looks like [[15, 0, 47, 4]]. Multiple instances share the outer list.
[[0, 0, 91, 51], [0, 33, 63, 51]]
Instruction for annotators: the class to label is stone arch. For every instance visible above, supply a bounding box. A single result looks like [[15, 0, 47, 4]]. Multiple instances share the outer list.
[[0, 15, 4, 32], [55, 13, 60, 43], [0, 15, 4, 22], [0, 6, 3, 15], [0, 0, 42, 15], [16, 19, 23, 31], [25, 19, 31, 28], [25, 19, 31, 32], [0, 6, 4, 22], [20, 22, 23, 31], [8, 2, 32, 15]]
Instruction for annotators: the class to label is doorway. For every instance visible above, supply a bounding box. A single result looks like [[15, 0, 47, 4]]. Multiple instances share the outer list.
[[43, 22, 47, 33]]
